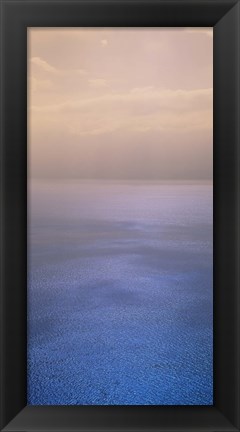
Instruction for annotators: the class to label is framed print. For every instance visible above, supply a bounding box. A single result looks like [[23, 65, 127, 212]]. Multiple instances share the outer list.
[[27, 26, 214, 407], [0, 0, 239, 431]]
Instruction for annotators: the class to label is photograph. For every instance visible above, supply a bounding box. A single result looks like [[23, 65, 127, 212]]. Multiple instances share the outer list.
[[27, 27, 213, 406]]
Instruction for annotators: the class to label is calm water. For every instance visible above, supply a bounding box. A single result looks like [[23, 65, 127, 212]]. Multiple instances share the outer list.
[[27, 180, 213, 405]]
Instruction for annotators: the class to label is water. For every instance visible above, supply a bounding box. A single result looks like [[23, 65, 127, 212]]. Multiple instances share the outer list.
[[27, 180, 213, 405]]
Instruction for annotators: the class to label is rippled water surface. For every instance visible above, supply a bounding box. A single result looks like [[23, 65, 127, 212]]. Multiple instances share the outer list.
[[28, 180, 213, 405]]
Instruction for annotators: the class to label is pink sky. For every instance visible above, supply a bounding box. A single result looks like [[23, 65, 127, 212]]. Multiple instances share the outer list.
[[28, 28, 213, 180]]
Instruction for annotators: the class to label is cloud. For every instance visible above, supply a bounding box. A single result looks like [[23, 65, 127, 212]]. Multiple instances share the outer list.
[[130, 86, 154, 94], [31, 57, 58, 73], [88, 78, 108, 88], [30, 56, 86, 76], [30, 86, 212, 136], [184, 28, 213, 38], [29, 77, 53, 92], [32, 87, 212, 113]]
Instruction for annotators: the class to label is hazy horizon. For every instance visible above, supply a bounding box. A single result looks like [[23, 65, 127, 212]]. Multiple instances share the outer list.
[[28, 28, 213, 181]]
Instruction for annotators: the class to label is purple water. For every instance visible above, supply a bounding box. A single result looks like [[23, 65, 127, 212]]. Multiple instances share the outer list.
[[27, 180, 213, 405]]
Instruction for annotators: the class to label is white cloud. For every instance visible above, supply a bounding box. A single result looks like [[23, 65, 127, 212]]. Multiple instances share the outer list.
[[130, 86, 154, 94], [32, 87, 212, 113], [184, 28, 213, 38], [30, 86, 212, 137], [30, 56, 86, 76], [88, 78, 108, 88], [31, 57, 58, 73], [29, 76, 53, 92]]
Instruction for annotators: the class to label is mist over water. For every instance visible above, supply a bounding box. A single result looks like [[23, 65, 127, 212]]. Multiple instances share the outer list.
[[28, 180, 213, 405]]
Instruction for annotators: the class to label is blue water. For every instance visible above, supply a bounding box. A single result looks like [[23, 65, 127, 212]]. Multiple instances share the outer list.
[[27, 180, 213, 405]]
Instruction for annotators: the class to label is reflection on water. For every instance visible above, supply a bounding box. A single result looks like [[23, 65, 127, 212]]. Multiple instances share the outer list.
[[28, 180, 213, 405]]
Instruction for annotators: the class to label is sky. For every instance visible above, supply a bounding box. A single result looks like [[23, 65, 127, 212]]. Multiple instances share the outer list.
[[28, 28, 213, 180]]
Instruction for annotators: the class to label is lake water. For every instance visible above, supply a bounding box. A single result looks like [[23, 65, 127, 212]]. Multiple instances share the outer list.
[[27, 180, 213, 405]]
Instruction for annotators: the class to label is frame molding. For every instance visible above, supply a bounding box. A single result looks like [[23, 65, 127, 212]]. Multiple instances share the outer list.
[[0, 0, 239, 431]]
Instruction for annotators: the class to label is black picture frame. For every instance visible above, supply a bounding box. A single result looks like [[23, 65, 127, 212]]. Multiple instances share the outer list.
[[0, 0, 239, 431]]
